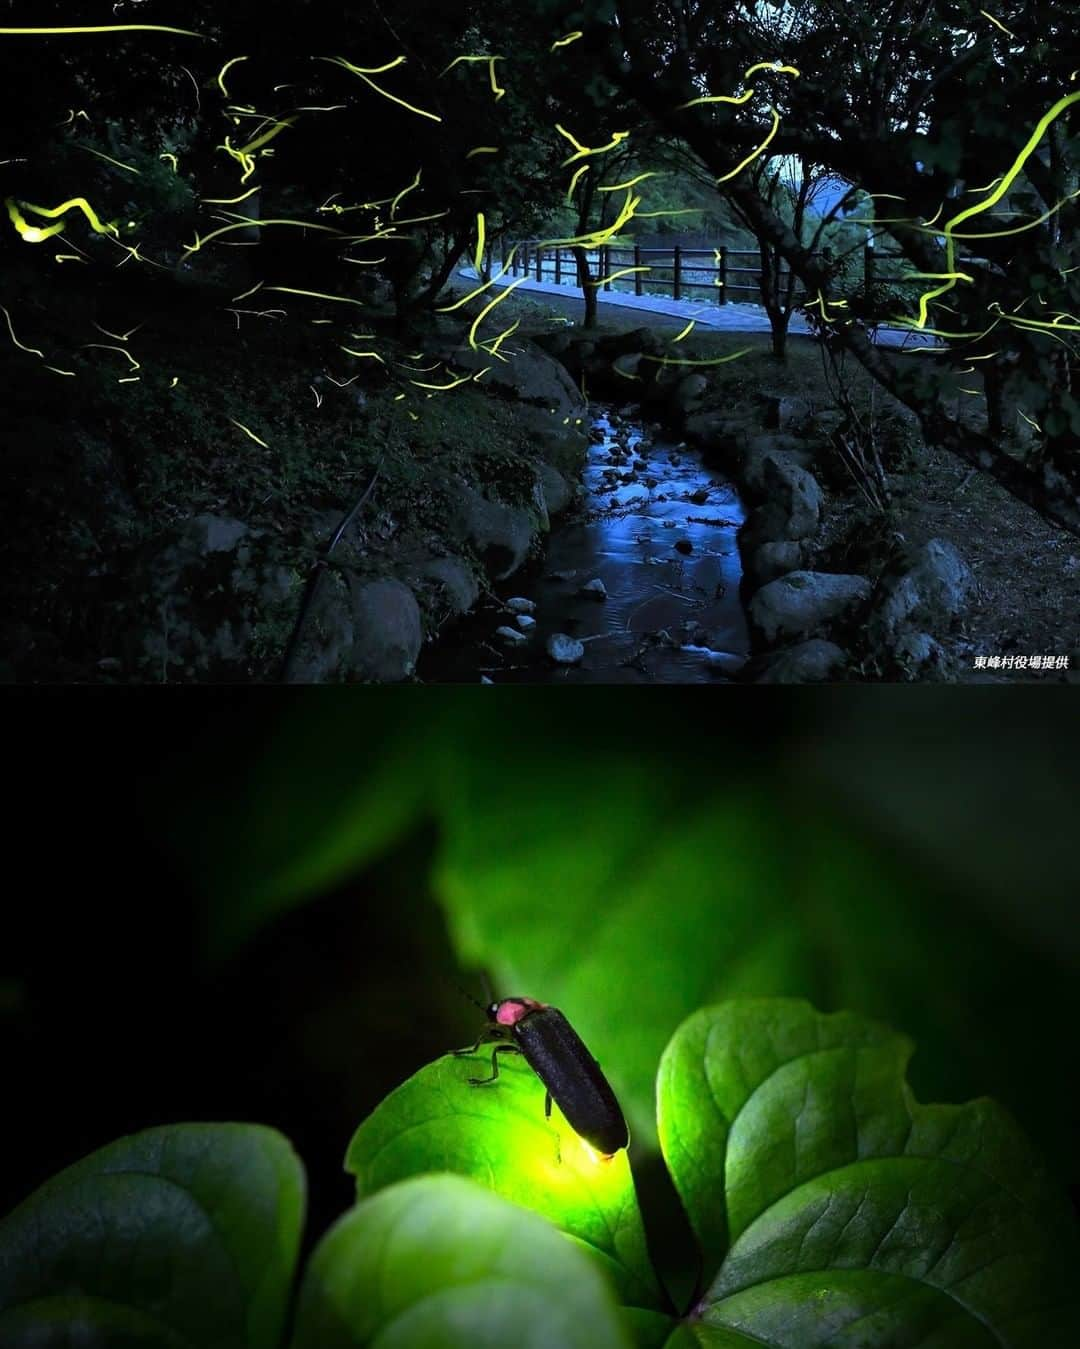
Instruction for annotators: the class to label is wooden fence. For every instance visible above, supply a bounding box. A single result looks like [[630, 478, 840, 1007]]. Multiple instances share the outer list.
[[485, 240, 969, 309]]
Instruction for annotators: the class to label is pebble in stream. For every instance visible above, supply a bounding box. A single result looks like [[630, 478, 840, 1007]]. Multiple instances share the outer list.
[[419, 409, 751, 683]]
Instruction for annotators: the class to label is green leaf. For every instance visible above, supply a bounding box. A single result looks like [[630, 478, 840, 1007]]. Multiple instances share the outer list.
[[0, 1123, 306, 1349], [290, 1173, 631, 1349], [659, 1001, 1080, 1348], [345, 1051, 663, 1311]]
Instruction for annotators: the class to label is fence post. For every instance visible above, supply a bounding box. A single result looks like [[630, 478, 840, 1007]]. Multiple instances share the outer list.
[[598, 244, 608, 291], [501, 238, 507, 272], [864, 241, 874, 292], [717, 246, 727, 305], [554, 247, 561, 286], [536, 246, 542, 282], [673, 245, 682, 301], [634, 244, 642, 296]]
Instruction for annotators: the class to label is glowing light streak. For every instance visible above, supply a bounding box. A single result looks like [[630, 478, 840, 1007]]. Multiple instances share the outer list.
[[586, 266, 650, 287], [230, 418, 269, 448], [231, 281, 264, 302], [599, 172, 660, 192], [82, 343, 140, 371], [183, 218, 344, 257], [204, 185, 261, 206], [217, 57, 248, 98], [265, 285, 366, 306], [340, 347, 385, 361], [10, 196, 118, 238], [474, 212, 486, 273], [565, 164, 590, 202], [75, 143, 140, 174], [325, 374, 359, 387], [913, 89, 1080, 327], [45, 366, 75, 376], [716, 108, 780, 183], [92, 321, 141, 342], [1, 305, 43, 357], [672, 320, 696, 343], [311, 385, 323, 407], [390, 169, 422, 219], [54, 253, 86, 263], [745, 61, 800, 78], [317, 56, 441, 122], [467, 146, 499, 158], [408, 370, 483, 390], [117, 376, 141, 384], [438, 248, 521, 311], [679, 89, 756, 111], [0, 24, 204, 37], [160, 153, 179, 173], [979, 10, 1016, 37], [551, 32, 583, 50], [555, 124, 629, 166], [640, 349, 753, 367], [1017, 408, 1042, 432], [238, 116, 297, 156], [467, 274, 530, 349]]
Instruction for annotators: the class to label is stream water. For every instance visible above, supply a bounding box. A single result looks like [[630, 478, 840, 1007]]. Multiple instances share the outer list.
[[420, 407, 750, 683]]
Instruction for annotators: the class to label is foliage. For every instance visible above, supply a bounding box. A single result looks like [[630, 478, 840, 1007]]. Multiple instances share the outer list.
[[3, 1002, 1077, 1347]]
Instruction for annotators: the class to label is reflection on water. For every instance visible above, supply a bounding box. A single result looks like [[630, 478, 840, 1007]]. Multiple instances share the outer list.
[[420, 409, 750, 683]]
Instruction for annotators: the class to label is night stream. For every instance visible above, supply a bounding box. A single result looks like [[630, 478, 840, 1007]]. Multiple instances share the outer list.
[[421, 409, 750, 683]]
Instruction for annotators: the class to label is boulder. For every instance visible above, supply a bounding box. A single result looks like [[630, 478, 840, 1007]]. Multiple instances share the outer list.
[[739, 434, 816, 501], [346, 577, 422, 681], [409, 555, 479, 616], [444, 478, 536, 579], [537, 463, 574, 517], [579, 578, 607, 601], [763, 394, 814, 431], [130, 514, 297, 680], [754, 639, 847, 683], [506, 597, 536, 615], [891, 629, 950, 680], [447, 337, 584, 419], [669, 372, 708, 415], [495, 625, 528, 646], [743, 540, 805, 591], [749, 571, 871, 644], [868, 538, 975, 646], [547, 633, 585, 665], [739, 457, 822, 547]]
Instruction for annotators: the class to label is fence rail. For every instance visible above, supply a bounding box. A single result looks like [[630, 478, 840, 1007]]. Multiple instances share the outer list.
[[482, 240, 973, 311]]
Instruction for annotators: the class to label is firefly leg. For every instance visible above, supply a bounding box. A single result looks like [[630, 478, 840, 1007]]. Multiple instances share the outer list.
[[451, 1027, 506, 1057], [467, 1042, 523, 1085]]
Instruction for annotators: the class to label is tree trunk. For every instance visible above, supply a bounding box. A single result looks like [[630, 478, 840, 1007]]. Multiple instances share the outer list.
[[573, 245, 598, 329]]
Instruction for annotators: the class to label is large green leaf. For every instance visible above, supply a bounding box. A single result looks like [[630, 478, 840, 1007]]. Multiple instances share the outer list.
[[291, 1173, 632, 1349], [345, 1049, 663, 1312], [0, 1124, 306, 1349], [658, 1001, 1080, 1349]]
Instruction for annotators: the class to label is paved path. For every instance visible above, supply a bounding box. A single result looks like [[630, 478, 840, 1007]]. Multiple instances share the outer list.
[[456, 267, 938, 349]]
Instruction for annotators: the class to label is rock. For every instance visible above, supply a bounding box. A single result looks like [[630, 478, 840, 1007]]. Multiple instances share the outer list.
[[537, 463, 574, 517], [680, 645, 748, 677], [579, 578, 607, 601], [506, 597, 535, 615], [763, 394, 813, 431], [546, 633, 585, 665], [495, 624, 528, 646], [515, 614, 537, 632], [689, 488, 710, 505], [644, 477, 659, 489], [740, 435, 817, 502], [754, 639, 847, 683], [663, 519, 677, 529], [891, 629, 950, 680], [633, 459, 647, 472], [867, 538, 976, 646], [744, 540, 804, 591], [346, 578, 422, 681], [410, 555, 479, 616], [670, 372, 708, 413], [130, 514, 298, 680], [673, 539, 693, 555], [739, 458, 822, 547], [447, 337, 584, 419], [749, 571, 871, 644], [443, 478, 536, 579]]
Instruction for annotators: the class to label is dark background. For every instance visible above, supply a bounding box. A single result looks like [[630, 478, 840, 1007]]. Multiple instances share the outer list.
[[4, 690, 1078, 1260]]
